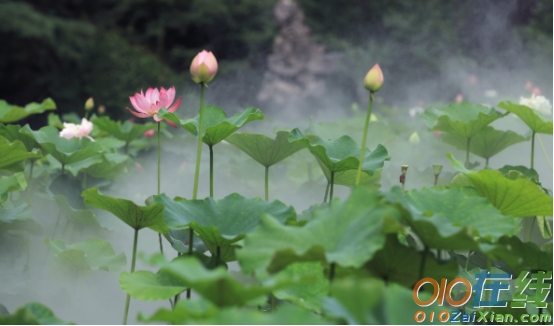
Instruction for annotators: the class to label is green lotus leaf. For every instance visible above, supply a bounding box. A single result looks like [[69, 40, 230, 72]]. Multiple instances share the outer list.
[[320, 164, 382, 190], [0, 202, 31, 225], [139, 301, 329, 325], [45, 237, 126, 273], [47, 249, 93, 282], [25, 126, 98, 166], [421, 102, 505, 138], [0, 302, 71, 325], [54, 195, 105, 230], [85, 137, 126, 152], [119, 270, 187, 301], [148, 254, 296, 307], [154, 193, 295, 252], [82, 188, 168, 232], [478, 236, 553, 275], [48, 113, 63, 129], [158, 106, 264, 146], [297, 203, 329, 222], [0, 124, 39, 151], [498, 101, 553, 134], [466, 169, 552, 218], [322, 278, 448, 325], [47, 154, 104, 177], [167, 229, 208, 254], [458, 267, 515, 300], [138, 298, 217, 324], [0, 136, 42, 172], [0, 98, 56, 123], [92, 116, 157, 144], [497, 165, 539, 181], [364, 234, 460, 287], [226, 131, 305, 167], [441, 126, 530, 161], [289, 128, 390, 176], [536, 216, 552, 239], [237, 187, 402, 274], [405, 187, 520, 242], [445, 152, 476, 175], [0, 172, 27, 203], [84, 153, 129, 180], [270, 262, 329, 312]]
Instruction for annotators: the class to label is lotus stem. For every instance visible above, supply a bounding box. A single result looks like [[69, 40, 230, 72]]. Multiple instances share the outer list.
[[265, 166, 269, 201], [61, 163, 65, 175], [437, 249, 442, 261], [329, 262, 336, 282], [271, 295, 275, 312], [536, 134, 552, 171], [530, 131, 536, 169], [157, 121, 163, 254], [355, 92, 374, 185], [193, 83, 205, 200], [329, 172, 335, 205], [27, 159, 34, 205], [217, 246, 221, 260], [465, 251, 471, 270], [528, 216, 536, 242], [123, 228, 139, 325], [486, 157, 489, 168], [400, 165, 408, 195], [465, 137, 471, 169], [524, 218, 529, 242], [124, 142, 129, 155], [187, 226, 194, 299], [419, 246, 428, 280], [209, 145, 214, 197], [323, 182, 330, 203]]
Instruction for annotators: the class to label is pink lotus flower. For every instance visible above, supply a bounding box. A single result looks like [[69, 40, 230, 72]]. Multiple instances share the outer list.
[[468, 75, 477, 85], [126, 86, 182, 127], [178, 160, 187, 175], [143, 129, 155, 138], [363, 64, 384, 92], [190, 50, 218, 84], [60, 118, 94, 141], [433, 131, 442, 137], [455, 94, 464, 103], [135, 162, 144, 171], [532, 87, 541, 96]]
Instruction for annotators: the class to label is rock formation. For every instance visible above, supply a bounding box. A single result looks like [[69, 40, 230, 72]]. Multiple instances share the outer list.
[[257, 0, 341, 113]]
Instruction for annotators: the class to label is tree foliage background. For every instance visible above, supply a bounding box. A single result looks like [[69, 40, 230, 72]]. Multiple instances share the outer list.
[[0, 0, 551, 125]]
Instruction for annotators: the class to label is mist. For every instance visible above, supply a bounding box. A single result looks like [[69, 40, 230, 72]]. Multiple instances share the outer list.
[[1, 0, 552, 324]]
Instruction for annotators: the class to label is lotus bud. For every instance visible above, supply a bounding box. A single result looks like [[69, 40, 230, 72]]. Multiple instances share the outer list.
[[178, 161, 187, 175], [532, 87, 541, 96], [433, 164, 443, 176], [143, 129, 155, 138], [98, 105, 106, 114], [455, 94, 464, 103], [363, 64, 384, 92], [433, 131, 442, 137], [370, 113, 378, 122], [85, 97, 94, 111], [525, 81, 532, 90], [135, 162, 144, 171], [409, 132, 420, 144], [469, 75, 477, 85], [190, 50, 218, 84]]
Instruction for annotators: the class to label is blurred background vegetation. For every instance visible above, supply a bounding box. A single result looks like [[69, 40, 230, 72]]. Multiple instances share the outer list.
[[0, 0, 552, 126]]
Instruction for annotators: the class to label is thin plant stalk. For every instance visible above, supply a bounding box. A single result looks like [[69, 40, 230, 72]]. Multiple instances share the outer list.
[[402, 182, 405, 195], [123, 229, 139, 325], [355, 92, 374, 185], [537, 134, 552, 171], [524, 218, 529, 242], [192, 83, 206, 200], [265, 166, 269, 201], [329, 263, 336, 282], [157, 121, 163, 254], [329, 172, 335, 205], [323, 182, 330, 203], [465, 137, 471, 169], [271, 295, 275, 312], [27, 159, 34, 205], [209, 145, 214, 197], [486, 157, 489, 168], [465, 251, 471, 270], [530, 132, 535, 169], [188, 82, 205, 299], [527, 216, 536, 242], [419, 246, 428, 280], [434, 176, 438, 187]]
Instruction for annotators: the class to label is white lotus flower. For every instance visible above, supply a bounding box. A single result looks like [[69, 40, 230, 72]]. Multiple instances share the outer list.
[[59, 118, 95, 141], [519, 94, 552, 116]]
